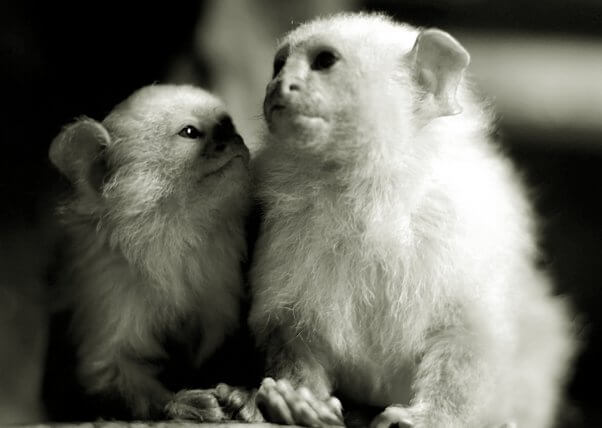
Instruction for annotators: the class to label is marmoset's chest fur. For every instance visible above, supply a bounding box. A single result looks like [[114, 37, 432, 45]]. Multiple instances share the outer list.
[[254, 169, 459, 355]]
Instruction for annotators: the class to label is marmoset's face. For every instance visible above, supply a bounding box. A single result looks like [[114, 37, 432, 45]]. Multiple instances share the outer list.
[[263, 33, 365, 145], [102, 86, 250, 200], [263, 25, 414, 162], [168, 111, 250, 183]]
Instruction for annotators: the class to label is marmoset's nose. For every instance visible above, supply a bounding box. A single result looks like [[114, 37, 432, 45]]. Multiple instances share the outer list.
[[212, 116, 236, 150], [268, 77, 301, 100], [206, 115, 242, 155], [213, 115, 237, 140], [277, 58, 306, 95], [282, 79, 301, 94]]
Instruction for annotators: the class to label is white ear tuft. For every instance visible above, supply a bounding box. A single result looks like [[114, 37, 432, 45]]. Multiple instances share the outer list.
[[49, 117, 110, 195], [409, 29, 470, 118]]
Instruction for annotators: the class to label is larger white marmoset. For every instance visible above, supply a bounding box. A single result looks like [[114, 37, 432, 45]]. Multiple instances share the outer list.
[[48, 84, 256, 420], [250, 13, 577, 428]]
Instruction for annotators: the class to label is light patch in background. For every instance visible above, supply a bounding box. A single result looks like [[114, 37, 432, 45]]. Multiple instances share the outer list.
[[460, 32, 602, 149]]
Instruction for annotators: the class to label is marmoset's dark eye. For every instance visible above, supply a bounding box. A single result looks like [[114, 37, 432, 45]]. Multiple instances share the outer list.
[[273, 57, 286, 77], [311, 50, 339, 71], [178, 125, 205, 139]]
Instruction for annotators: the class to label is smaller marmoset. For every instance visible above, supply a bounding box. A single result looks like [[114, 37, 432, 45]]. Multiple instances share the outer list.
[[47, 84, 260, 420], [250, 13, 577, 428]]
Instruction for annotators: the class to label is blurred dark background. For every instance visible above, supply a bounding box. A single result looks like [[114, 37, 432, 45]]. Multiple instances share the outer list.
[[0, 0, 600, 425]]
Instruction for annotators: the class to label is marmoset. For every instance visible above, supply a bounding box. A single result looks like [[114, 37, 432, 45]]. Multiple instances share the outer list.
[[249, 13, 576, 428], [47, 84, 257, 420]]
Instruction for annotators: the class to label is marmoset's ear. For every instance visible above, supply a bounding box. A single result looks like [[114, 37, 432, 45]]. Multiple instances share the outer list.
[[408, 29, 470, 118], [49, 117, 110, 196]]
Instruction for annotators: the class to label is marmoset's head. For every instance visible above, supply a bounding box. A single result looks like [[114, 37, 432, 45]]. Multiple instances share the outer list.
[[50, 84, 250, 219], [263, 13, 469, 162]]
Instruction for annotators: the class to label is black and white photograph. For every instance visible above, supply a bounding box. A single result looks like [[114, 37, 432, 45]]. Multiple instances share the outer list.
[[1, 1, 601, 427]]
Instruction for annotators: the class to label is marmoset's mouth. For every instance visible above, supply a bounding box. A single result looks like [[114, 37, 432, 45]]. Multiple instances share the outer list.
[[203, 154, 246, 179], [268, 102, 324, 123], [268, 104, 286, 120]]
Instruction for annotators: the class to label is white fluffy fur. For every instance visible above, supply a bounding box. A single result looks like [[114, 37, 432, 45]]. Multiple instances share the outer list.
[[250, 13, 575, 428], [51, 84, 251, 418]]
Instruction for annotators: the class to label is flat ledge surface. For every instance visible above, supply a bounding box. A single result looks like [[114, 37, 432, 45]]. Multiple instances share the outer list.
[[19, 424, 292, 428]]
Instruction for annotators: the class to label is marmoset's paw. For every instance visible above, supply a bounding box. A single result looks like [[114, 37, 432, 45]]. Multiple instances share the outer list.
[[213, 382, 265, 422], [164, 388, 225, 421], [257, 377, 344, 427]]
